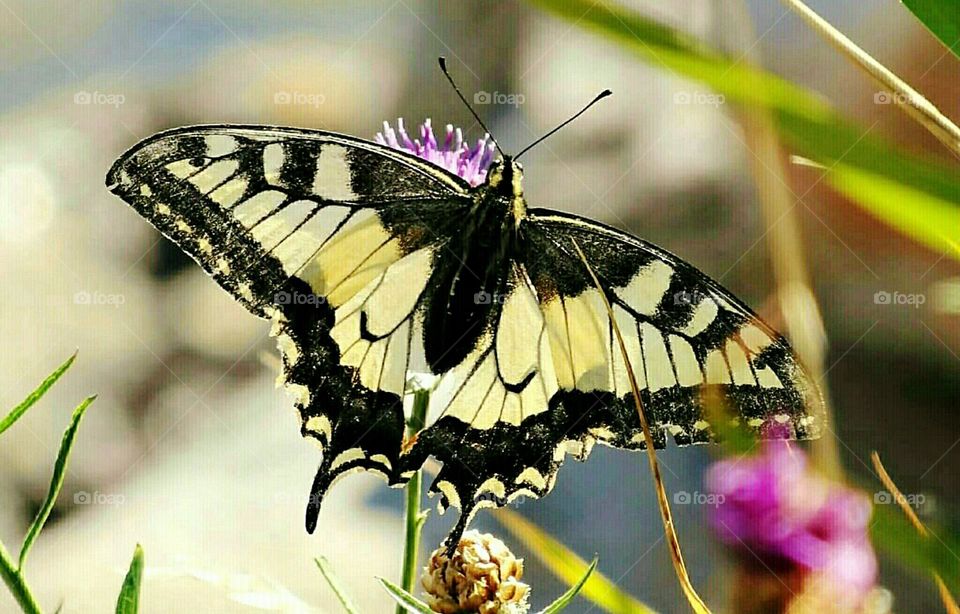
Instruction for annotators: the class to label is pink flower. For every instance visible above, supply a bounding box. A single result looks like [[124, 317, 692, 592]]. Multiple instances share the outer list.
[[375, 119, 495, 186], [707, 442, 878, 609]]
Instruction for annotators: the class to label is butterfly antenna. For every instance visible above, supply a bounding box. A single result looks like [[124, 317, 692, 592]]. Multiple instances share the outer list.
[[438, 56, 506, 158], [514, 89, 612, 161]]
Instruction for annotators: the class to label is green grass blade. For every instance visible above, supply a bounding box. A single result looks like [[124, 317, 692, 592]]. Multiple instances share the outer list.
[[901, 0, 960, 60], [115, 544, 144, 614], [0, 352, 77, 437], [539, 556, 598, 614], [528, 0, 960, 263], [822, 161, 960, 256], [378, 578, 433, 614], [315, 557, 360, 614], [18, 395, 95, 570], [496, 509, 659, 614], [528, 0, 831, 121]]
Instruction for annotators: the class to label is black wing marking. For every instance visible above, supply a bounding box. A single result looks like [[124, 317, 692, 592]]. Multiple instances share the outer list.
[[106, 125, 474, 532], [403, 208, 823, 543]]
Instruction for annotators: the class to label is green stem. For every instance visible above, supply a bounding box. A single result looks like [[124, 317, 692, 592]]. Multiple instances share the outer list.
[[0, 541, 42, 614], [397, 388, 430, 614]]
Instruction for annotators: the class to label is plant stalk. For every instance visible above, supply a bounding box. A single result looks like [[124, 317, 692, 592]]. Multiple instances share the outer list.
[[780, 0, 960, 157], [397, 388, 430, 614], [0, 541, 42, 614], [725, 0, 843, 480]]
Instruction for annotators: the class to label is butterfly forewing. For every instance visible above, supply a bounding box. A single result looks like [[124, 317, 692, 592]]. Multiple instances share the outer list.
[[107, 125, 475, 530]]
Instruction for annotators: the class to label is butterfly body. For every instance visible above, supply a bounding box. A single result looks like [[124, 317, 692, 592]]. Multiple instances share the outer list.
[[107, 122, 822, 544], [421, 160, 522, 374]]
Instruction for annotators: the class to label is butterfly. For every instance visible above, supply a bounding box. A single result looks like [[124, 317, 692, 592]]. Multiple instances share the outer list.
[[106, 60, 822, 544]]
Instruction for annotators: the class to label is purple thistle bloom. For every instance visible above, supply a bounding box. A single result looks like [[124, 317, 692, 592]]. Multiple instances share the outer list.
[[375, 118, 496, 187], [706, 442, 878, 608]]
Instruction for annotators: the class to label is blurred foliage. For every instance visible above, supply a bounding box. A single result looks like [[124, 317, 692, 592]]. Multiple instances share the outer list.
[[0, 354, 102, 614], [496, 508, 658, 613], [871, 504, 960, 597], [529, 0, 960, 259], [316, 556, 360, 614], [901, 0, 960, 60]]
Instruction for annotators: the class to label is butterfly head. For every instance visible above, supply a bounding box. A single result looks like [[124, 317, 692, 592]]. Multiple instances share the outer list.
[[486, 156, 526, 220]]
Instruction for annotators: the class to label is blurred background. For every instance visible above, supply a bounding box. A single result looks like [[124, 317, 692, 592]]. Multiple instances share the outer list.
[[0, 0, 957, 612]]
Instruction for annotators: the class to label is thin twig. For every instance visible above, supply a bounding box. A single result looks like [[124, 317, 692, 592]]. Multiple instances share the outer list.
[[572, 239, 712, 614], [780, 0, 960, 157]]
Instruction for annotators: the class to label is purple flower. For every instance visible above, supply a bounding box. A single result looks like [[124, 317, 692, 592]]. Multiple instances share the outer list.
[[375, 118, 495, 187], [706, 442, 878, 608]]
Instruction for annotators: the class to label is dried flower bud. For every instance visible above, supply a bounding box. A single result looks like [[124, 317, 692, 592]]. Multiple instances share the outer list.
[[421, 530, 530, 614]]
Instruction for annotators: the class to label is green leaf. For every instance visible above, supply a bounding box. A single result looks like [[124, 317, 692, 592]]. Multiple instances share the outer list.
[[315, 557, 360, 614], [901, 0, 960, 60], [0, 351, 77, 437], [528, 0, 960, 262], [822, 161, 960, 256], [19, 394, 95, 570], [378, 578, 434, 614], [496, 509, 658, 613], [539, 556, 598, 614], [871, 504, 960, 596], [527, 0, 831, 121], [115, 544, 144, 614]]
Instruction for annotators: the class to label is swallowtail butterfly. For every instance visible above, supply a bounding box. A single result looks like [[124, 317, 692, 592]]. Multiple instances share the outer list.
[[106, 60, 822, 544]]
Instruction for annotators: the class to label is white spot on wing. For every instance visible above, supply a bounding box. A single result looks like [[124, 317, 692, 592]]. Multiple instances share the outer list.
[[263, 143, 285, 185], [362, 247, 433, 337], [740, 323, 774, 354], [496, 274, 545, 387], [614, 260, 673, 316], [725, 340, 756, 385], [313, 145, 357, 200], [189, 159, 240, 194], [233, 190, 286, 228], [272, 205, 350, 276], [679, 298, 718, 337], [668, 335, 703, 386], [208, 177, 248, 209], [640, 323, 676, 391], [204, 135, 239, 157]]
